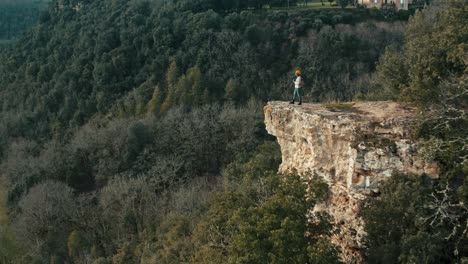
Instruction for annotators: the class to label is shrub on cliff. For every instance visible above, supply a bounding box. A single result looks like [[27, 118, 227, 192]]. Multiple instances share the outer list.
[[363, 1, 468, 262], [362, 175, 444, 263]]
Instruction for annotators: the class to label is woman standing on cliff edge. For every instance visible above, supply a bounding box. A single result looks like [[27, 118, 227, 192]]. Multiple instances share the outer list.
[[290, 70, 303, 105]]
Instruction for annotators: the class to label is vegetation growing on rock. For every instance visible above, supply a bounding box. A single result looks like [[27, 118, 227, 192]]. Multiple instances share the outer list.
[[0, 0, 465, 263], [364, 0, 467, 262]]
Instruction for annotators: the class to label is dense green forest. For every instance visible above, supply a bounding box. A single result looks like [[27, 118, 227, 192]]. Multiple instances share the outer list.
[[0, 0, 407, 141], [0, 0, 49, 41], [0, 0, 466, 263]]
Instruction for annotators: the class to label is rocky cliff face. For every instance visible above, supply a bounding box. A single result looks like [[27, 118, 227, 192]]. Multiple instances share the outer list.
[[264, 101, 439, 263]]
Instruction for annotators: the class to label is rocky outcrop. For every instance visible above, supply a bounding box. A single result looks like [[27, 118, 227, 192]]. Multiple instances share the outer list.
[[264, 101, 439, 263]]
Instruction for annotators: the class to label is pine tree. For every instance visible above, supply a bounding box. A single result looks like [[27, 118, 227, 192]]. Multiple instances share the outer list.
[[160, 61, 179, 113], [146, 84, 164, 116], [187, 66, 206, 106], [224, 78, 242, 102]]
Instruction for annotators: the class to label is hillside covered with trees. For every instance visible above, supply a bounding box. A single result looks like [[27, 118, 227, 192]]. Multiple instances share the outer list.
[[0, 0, 49, 42], [0, 0, 466, 263], [362, 1, 467, 262], [0, 0, 407, 142]]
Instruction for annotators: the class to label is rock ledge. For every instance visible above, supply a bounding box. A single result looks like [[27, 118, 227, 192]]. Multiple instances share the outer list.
[[264, 101, 439, 262]]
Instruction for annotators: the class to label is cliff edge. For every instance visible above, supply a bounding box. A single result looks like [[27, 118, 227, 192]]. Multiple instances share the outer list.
[[264, 101, 439, 262]]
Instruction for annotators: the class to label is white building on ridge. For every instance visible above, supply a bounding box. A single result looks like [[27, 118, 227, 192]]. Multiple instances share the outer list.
[[358, 0, 414, 10]]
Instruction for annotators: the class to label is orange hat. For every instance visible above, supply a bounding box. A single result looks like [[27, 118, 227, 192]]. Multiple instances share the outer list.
[[295, 70, 301, 75]]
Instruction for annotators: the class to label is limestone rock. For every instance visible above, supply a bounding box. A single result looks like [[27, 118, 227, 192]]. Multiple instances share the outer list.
[[264, 101, 439, 263]]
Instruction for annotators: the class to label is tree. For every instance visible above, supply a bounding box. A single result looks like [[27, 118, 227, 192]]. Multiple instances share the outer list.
[[67, 230, 87, 262], [370, 46, 408, 100], [66, 148, 95, 192], [0, 176, 23, 263], [14, 181, 76, 262], [99, 177, 159, 241], [224, 78, 243, 102], [141, 216, 194, 264], [160, 61, 179, 113], [228, 174, 339, 264], [191, 192, 247, 263], [361, 175, 459, 263], [0, 0, 414, 261], [186, 65, 207, 106], [337, 0, 348, 8], [146, 84, 165, 116], [126, 121, 149, 162], [367, 8, 467, 257], [401, 0, 467, 105]]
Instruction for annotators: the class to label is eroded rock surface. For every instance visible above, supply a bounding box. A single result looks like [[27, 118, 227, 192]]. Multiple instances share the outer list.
[[264, 101, 439, 263]]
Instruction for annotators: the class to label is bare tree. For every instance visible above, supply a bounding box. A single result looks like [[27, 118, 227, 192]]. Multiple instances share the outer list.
[[14, 181, 76, 261], [424, 184, 468, 257]]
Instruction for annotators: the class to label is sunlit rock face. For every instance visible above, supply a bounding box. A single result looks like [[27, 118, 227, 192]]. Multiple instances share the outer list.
[[264, 101, 439, 263]]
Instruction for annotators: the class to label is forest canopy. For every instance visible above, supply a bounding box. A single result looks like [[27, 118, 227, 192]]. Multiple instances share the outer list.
[[0, 0, 465, 263], [0, 0, 406, 143], [0, 0, 48, 41]]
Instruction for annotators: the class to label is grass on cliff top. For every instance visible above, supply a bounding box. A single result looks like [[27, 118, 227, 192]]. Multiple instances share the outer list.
[[325, 102, 362, 113]]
